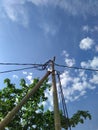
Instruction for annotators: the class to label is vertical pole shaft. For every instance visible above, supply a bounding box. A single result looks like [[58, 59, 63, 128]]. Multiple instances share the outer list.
[[51, 57, 61, 130]]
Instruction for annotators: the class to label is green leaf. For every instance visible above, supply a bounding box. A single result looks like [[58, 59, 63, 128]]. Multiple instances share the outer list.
[[0, 78, 92, 130]]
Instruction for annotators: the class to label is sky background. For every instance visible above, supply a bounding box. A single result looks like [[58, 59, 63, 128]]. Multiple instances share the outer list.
[[0, 0, 98, 130]]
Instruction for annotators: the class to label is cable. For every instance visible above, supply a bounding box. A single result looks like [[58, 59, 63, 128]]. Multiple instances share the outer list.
[[0, 61, 98, 71], [57, 72, 71, 130], [0, 63, 43, 66], [2, 60, 98, 74], [0, 67, 36, 74], [0, 60, 51, 74], [55, 63, 98, 72], [0, 60, 51, 66]]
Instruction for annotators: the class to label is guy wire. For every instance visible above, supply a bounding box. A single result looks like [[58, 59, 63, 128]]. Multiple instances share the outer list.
[[57, 72, 71, 130]]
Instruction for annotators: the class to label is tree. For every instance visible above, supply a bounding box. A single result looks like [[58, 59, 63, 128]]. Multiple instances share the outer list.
[[0, 78, 91, 130]]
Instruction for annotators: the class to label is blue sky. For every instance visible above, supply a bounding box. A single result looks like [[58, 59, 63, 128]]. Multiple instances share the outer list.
[[0, 0, 98, 130]]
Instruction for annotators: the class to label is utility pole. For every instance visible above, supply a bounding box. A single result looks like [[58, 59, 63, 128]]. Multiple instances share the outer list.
[[0, 71, 51, 130], [51, 57, 61, 130]]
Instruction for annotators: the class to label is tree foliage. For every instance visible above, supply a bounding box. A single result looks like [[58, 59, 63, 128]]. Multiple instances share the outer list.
[[0, 78, 91, 130]]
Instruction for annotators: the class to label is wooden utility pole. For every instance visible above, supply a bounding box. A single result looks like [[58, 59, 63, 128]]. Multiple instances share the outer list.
[[51, 57, 61, 130], [0, 71, 51, 130]]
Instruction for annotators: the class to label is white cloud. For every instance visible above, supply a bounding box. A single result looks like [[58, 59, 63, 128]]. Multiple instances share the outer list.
[[60, 50, 97, 102], [23, 71, 33, 83], [65, 58, 75, 67], [29, 72, 33, 75], [31, 0, 98, 16], [39, 23, 58, 36], [90, 57, 98, 68], [62, 50, 69, 57], [2, 0, 29, 27], [26, 75, 33, 83], [44, 89, 53, 111], [82, 25, 98, 33], [94, 26, 98, 31], [82, 25, 89, 32], [26, 75, 32, 80], [28, 0, 98, 16], [62, 50, 75, 67], [81, 57, 98, 69], [79, 37, 94, 50], [60, 69, 96, 102], [90, 73, 98, 84], [1, 0, 98, 26], [60, 71, 72, 86], [28, 0, 48, 6], [38, 85, 53, 111], [23, 71, 28, 75], [95, 45, 98, 52], [12, 74, 18, 79], [81, 61, 90, 68], [80, 57, 98, 86], [58, 1, 98, 16]]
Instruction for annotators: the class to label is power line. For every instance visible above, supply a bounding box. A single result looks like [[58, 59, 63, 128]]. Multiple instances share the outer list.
[[1, 60, 98, 74], [0, 67, 36, 74], [55, 63, 98, 72], [0, 60, 51, 74], [0, 63, 43, 66], [1, 62, 97, 71]]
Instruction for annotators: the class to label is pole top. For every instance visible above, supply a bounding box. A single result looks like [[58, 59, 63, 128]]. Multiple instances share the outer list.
[[53, 56, 56, 62]]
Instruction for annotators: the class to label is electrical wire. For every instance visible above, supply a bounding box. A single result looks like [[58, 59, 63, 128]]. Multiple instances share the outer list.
[[0, 67, 36, 74], [0, 61, 98, 71], [57, 72, 71, 130], [0, 63, 44, 66], [0, 60, 51, 74], [1, 60, 98, 75], [55, 63, 98, 72]]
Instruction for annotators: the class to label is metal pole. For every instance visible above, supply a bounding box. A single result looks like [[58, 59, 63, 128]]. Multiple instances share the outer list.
[[0, 71, 51, 130], [51, 57, 61, 130]]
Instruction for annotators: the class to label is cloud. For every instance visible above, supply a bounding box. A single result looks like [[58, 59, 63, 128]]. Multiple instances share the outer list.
[[60, 50, 97, 102], [42, 89, 53, 111], [28, 0, 48, 6], [90, 73, 98, 84], [12, 74, 18, 79], [95, 45, 98, 52], [25, 72, 33, 83], [82, 25, 98, 52], [65, 58, 75, 67], [79, 37, 95, 50], [82, 25, 89, 32], [62, 50, 75, 67], [63, 1, 98, 16], [94, 26, 98, 31], [90, 57, 98, 68], [1, 0, 98, 26], [23, 71, 28, 75], [26, 75, 33, 83], [39, 23, 58, 36], [62, 50, 69, 57], [23, 71, 33, 83], [29, 72, 33, 75], [80, 56, 98, 86], [82, 25, 98, 32], [2, 0, 29, 27], [81, 61, 90, 68], [81, 56, 98, 69], [60, 69, 96, 102], [83, 57, 98, 76], [28, 0, 98, 16], [60, 71, 72, 86]]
